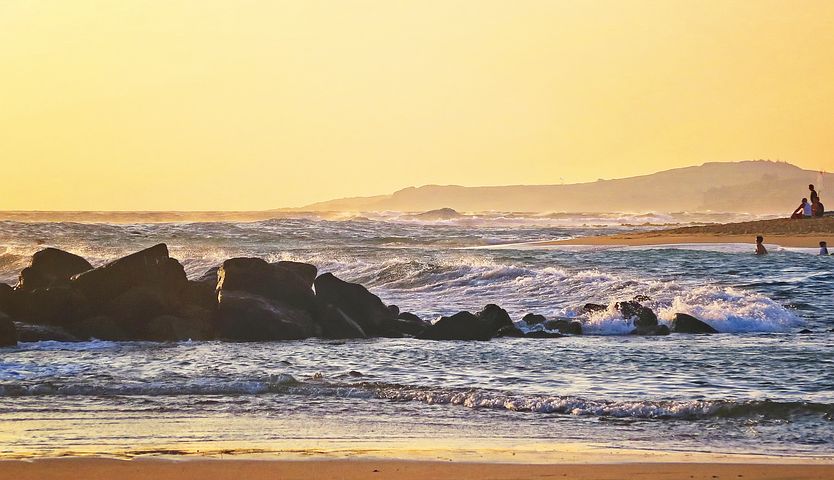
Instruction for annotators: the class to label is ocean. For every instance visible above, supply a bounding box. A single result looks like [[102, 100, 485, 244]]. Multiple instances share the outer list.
[[0, 214, 832, 459]]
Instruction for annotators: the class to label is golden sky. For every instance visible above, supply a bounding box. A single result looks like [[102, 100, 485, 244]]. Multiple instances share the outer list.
[[2, 0, 834, 210]]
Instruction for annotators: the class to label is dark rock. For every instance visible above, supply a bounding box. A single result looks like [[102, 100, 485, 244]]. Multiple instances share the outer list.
[[272, 261, 317, 288], [0, 283, 12, 314], [495, 325, 525, 337], [216, 290, 319, 341], [615, 300, 658, 328], [477, 304, 513, 331], [387, 304, 400, 317], [14, 322, 78, 342], [582, 303, 607, 313], [218, 258, 315, 310], [525, 330, 564, 338], [522, 313, 546, 326], [670, 313, 718, 334], [313, 273, 394, 336], [630, 324, 670, 336], [315, 303, 367, 339], [633, 294, 652, 302], [0, 312, 17, 346], [397, 312, 423, 323], [196, 267, 220, 284], [16, 248, 93, 292], [10, 286, 85, 326], [544, 318, 583, 335], [72, 244, 187, 307], [72, 315, 127, 340], [417, 311, 487, 340], [798, 328, 813, 334], [145, 314, 215, 341], [99, 285, 174, 338]]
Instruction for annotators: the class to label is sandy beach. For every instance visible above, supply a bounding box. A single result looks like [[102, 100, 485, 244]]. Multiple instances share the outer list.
[[2, 458, 834, 480], [542, 217, 834, 248]]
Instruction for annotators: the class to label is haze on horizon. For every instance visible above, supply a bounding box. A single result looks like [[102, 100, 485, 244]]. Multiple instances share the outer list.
[[2, 0, 834, 211]]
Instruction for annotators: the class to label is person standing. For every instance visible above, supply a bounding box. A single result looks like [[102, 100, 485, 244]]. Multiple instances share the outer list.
[[820, 241, 829, 255], [809, 184, 819, 205], [755, 236, 768, 255]]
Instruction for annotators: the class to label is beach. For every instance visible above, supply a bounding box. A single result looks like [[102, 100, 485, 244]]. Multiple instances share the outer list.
[[3, 458, 834, 480], [542, 217, 834, 248]]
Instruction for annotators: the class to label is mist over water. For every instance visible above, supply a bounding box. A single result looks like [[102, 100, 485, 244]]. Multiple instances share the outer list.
[[0, 214, 832, 458]]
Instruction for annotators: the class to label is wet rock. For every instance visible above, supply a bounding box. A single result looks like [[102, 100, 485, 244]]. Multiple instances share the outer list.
[[544, 318, 583, 335], [218, 258, 315, 311], [633, 294, 652, 302], [798, 328, 813, 334], [313, 273, 394, 336], [495, 325, 525, 337], [615, 300, 658, 329], [670, 313, 718, 334], [387, 304, 400, 317], [216, 290, 319, 341], [477, 304, 513, 332], [385, 317, 430, 337], [417, 311, 487, 340], [14, 322, 78, 342], [16, 248, 92, 292], [72, 315, 127, 341], [145, 314, 215, 341], [0, 312, 17, 346], [630, 324, 670, 336], [522, 313, 546, 326], [397, 312, 423, 323], [72, 244, 187, 307], [10, 286, 85, 326], [0, 283, 12, 314], [524, 330, 564, 338], [315, 303, 367, 339], [582, 303, 607, 313], [272, 261, 317, 288]]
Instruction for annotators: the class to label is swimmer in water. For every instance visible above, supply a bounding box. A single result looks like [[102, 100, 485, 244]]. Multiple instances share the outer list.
[[755, 235, 767, 255], [821, 241, 829, 256]]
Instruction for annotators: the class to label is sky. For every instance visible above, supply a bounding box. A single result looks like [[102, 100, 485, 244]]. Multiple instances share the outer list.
[[2, 0, 834, 211]]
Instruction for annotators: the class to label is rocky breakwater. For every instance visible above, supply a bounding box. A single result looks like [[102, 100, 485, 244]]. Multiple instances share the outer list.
[[0, 244, 724, 346]]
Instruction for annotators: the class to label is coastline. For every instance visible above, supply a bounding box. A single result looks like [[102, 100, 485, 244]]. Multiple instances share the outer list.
[[538, 217, 834, 249], [3, 457, 834, 480]]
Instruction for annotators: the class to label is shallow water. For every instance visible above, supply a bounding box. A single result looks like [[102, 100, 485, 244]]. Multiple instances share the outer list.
[[0, 216, 832, 458]]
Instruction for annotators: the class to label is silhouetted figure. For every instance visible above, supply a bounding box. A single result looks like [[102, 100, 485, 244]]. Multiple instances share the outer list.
[[809, 184, 819, 204], [755, 236, 767, 255], [821, 241, 830, 256], [791, 198, 812, 219]]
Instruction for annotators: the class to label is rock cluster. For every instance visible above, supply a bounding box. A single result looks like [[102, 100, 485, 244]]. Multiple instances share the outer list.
[[0, 245, 724, 346]]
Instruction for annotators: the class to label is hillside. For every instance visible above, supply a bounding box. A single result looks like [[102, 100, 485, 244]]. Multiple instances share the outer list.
[[299, 161, 827, 214]]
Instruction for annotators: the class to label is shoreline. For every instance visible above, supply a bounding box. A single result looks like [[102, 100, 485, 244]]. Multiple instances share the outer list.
[[539, 233, 829, 248], [2, 457, 834, 480]]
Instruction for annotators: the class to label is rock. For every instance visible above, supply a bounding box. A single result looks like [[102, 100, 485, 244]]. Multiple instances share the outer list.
[[544, 318, 583, 335], [397, 312, 423, 323], [10, 286, 85, 326], [387, 304, 400, 317], [216, 290, 319, 341], [16, 248, 92, 292], [798, 328, 813, 334], [72, 244, 187, 306], [315, 303, 367, 339], [99, 285, 174, 338], [0, 313, 17, 346], [417, 311, 487, 340], [524, 330, 564, 338], [582, 303, 607, 313], [633, 294, 652, 302], [196, 266, 220, 284], [0, 283, 12, 314], [145, 314, 215, 341], [272, 261, 317, 288], [14, 322, 78, 342], [522, 313, 546, 326], [495, 325, 525, 337], [477, 304, 513, 331], [630, 324, 670, 336], [412, 208, 462, 220], [615, 300, 658, 329], [670, 313, 718, 334], [313, 273, 394, 336], [218, 258, 315, 310], [72, 315, 127, 340]]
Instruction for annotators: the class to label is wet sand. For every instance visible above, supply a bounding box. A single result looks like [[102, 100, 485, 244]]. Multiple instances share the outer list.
[[2, 458, 834, 480], [543, 217, 834, 248]]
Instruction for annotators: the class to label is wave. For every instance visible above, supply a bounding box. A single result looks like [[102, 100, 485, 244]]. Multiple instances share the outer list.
[[2, 376, 829, 422]]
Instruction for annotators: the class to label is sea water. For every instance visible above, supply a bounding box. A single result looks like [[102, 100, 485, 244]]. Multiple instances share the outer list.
[[0, 215, 831, 458]]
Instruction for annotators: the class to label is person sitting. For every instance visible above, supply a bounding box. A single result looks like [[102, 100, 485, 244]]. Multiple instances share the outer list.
[[812, 198, 825, 217], [755, 235, 767, 255], [820, 241, 829, 256], [791, 198, 812, 219]]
